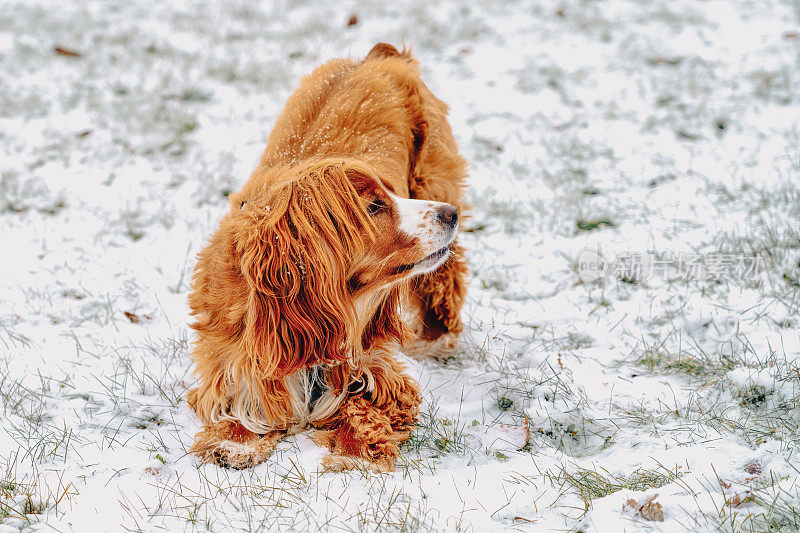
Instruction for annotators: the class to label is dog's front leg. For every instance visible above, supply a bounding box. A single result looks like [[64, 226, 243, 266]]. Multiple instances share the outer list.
[[406, 239, 468, 359], [190, 420, 285, 469], [314, 354, 422, 471]]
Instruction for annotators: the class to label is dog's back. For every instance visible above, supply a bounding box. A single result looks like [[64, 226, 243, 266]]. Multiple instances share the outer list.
[[238, 44, 466, 205]]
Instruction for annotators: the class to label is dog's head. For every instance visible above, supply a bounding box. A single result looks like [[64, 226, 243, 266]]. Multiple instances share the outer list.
[[212, 159, 457, 378]]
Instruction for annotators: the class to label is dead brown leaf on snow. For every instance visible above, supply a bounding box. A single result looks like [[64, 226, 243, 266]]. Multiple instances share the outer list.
[[54, 45, 81, 57], [144, 466, 166, 477], [624, 493, 664, 522], [719, 477, 756, 507], [725, 491, 755, 507], [124, 311, 152, 324]]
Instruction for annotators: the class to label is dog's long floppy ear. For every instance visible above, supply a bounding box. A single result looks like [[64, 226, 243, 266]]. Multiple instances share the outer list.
[[234, 162, 375, 379]]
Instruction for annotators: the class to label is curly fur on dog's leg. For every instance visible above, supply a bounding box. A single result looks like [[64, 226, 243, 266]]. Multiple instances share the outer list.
[[190, 420, 285, 469], [321, 397, 405, 472], [321, 453, 395, 473], [316, 358, 422, 471], [316, 427, 394, 473]]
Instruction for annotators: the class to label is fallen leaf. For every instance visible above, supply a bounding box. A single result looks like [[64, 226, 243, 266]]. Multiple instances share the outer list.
[[725, 491, 754, 507], [55, 45, 81, 57], [624, 493, 664, 522], [124, 311, 152, 324], [646, 56, 683, 67], [640, 499, 664, 521], [519, 413, 531, 451], [347, 14, 358, 26]]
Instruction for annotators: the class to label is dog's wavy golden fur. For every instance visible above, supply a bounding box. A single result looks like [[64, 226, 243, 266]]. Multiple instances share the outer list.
[[186, 43, 468, 470]]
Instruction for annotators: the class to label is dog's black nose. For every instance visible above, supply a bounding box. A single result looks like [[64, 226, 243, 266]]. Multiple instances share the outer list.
[[437, 205, 458, 227]]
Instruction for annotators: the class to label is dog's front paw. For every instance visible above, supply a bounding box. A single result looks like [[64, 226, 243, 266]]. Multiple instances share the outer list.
[[210, 440, 271, 469], [321, 454, 393, 473], [190, 421, 283, 469]]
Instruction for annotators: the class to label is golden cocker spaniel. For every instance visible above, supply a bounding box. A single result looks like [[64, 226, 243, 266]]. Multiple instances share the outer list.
[[186, 43, 468, 471]]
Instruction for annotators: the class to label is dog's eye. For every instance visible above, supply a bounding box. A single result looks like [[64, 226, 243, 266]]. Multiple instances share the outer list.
[[367, 197, 387, 216]]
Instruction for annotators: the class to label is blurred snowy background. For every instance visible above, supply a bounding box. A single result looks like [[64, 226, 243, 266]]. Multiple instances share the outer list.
[[1, 0, 799, 531]]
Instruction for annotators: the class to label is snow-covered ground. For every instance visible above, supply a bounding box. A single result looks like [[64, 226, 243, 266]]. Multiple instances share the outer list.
[[2, 0, 800, 531]]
